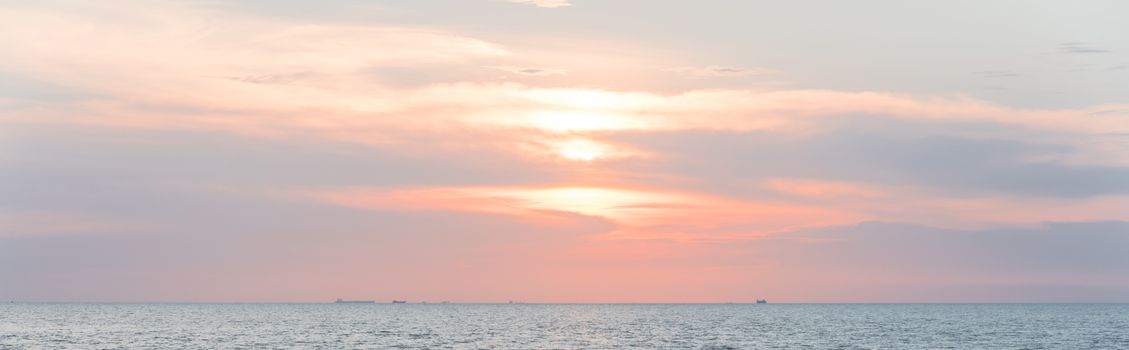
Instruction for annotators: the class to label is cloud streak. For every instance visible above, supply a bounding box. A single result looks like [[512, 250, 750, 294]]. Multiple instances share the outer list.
[[488, 66, 568, 76], [1058, 42, 1112, 54], [663, 66, 775, 77], [504, 0, 572, 8]]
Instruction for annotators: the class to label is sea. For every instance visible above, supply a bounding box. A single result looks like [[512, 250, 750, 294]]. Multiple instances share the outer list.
[[2, 303, 1127, 349]]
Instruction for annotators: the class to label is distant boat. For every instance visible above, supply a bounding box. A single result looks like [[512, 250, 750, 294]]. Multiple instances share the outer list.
[[756, 299, 767, 304], [334, 298, 375, 304], [392, 300, 407, 304]]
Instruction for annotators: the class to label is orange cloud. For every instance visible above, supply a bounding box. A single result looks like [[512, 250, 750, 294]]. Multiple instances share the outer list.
[[306, 185, 868, 242], [5, 0, 1129, 242], [4, 1, 1128, 176]]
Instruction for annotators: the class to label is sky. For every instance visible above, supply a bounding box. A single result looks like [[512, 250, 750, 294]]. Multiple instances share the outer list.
[[2, 0, 1129, 303]]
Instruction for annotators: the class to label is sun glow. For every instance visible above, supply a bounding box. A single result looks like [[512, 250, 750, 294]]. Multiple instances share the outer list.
[[528, 111, 635, 132], [506, 186, 680, 218], [555, 138, 607, 161], [311, 184, 869, 242], [528, 89, 652, 109]]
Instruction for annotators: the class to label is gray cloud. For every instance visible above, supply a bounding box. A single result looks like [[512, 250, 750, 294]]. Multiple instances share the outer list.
[[610, 118, 1129, 198], [1058, 42, 1112, 54], [738, 221, 1129, 302], [0, 123, 564, 218], [0, 123, 606, 301], [0, 201, 612, 301]]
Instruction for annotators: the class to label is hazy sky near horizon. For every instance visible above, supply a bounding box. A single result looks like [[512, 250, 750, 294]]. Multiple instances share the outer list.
[[2, 0, 1129, 302]]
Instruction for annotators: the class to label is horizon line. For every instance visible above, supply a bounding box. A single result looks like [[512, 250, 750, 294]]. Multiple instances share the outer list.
[[6, 300, 1129, 305]]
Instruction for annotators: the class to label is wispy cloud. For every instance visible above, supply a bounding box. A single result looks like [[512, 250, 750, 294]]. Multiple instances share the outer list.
[[1058, 42, 1112, 54], [306, 185, 864, 242], [504, 0, 572, 8], [488, 66, 568, 76], [663, 65, 774, 77]]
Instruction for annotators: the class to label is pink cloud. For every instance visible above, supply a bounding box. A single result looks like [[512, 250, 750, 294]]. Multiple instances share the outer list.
[[764, 179, 884, 198], [305, 185, 868, 242]]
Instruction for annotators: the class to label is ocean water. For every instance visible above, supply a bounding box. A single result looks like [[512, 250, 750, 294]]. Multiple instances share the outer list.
[[1, 303, 1127, 349]]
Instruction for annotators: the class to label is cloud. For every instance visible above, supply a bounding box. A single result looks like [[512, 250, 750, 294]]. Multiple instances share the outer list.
[[743, 221, 1129, 302], [5, 1, 1129, 232], [488, 66, 568, 76], [663, 65, 774, 77], [0, 0, 512, 118], [305, 185, 865, 242], [1058, 42, 1112, 54], [0, 202, 616, 302], [7, 1, 1129, 231], [5, 194, 1127, 302], [763, 179, 883, 198], [611, 121, 1129, 199], [504, 0, 572, 8], [5, 1, 1128, 148]]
